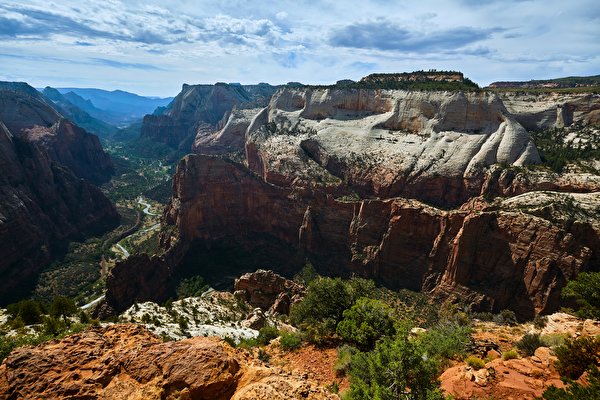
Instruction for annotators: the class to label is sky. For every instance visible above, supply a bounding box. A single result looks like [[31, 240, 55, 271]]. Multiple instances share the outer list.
[[0, 0, 598, 96]]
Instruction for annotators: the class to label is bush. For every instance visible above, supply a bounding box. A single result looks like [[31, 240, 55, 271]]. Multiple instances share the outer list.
[[418, 323, 471, 362], [293, 263, 319, 286], [289, 277, 376, 339], [533, 315, 548, 330], [334, 344, 357, 376], [176, 275, 209, 299], [494, 309, 518, 326], [336, 297, 396, 350], [42, 316, 66, 336], [502, 349, 520, 360], [516, 333, 543, 356], [257, 325, 280, 346], [466, 355, 486, 370], [7, 299, 43, 325], [348, 323, 444, 400], [543, 365, 600, 400], [541, 333, 568, 348], [561, 272, 600, 319], [258, 348, 270, 363], [280, 332, 302, 351], [554, 336, 600, 379]]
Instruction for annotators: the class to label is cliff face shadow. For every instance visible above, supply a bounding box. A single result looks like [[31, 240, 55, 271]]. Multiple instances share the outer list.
[[177, 235, 304, 291]]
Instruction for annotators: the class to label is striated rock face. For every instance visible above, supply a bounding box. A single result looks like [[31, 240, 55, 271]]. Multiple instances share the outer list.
[[158, 155, 599, 318], [0, 85, 114, 184], [0, 325, 337, 400], [238, 88, 540, 207], [141, 83, 277, 151], [499, 92, 600, 130], [109, 86, 600, 318], [0, 83, 118, 304], [234, 269, 305, 315]]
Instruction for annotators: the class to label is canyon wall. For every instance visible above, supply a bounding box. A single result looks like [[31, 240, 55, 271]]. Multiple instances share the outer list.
[[107, 86, 600, 318], [0, 84, 118, 304]]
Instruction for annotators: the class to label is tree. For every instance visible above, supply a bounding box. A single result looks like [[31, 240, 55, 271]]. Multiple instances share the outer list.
[[554, 336, 600, 380], [50, 296, 78, 326], [347, 322, 444, 400], [7, 299, 43, 325], [336, 297, 396, 350], [543, 366, 600, 400], [562, 272, 600, 319]]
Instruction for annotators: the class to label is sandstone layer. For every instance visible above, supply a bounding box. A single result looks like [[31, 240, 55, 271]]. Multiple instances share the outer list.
[[0, 325, 337, 400], [499, 92, 600, 130]]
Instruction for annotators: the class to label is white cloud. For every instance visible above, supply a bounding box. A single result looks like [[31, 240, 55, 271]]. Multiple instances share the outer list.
[[0, 0, 597, 95]]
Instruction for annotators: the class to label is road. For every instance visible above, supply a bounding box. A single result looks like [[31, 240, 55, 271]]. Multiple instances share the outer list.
[[81, 294, 105, 310], [115, 243, 130, 257], [137, 196, 157, 216]]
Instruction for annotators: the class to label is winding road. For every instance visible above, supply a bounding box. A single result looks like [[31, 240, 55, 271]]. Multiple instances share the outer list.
[[113, 197, 159, 259], [138, 196, 158, 216]]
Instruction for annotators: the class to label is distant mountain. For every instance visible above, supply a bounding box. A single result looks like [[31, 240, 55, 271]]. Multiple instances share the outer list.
[[56, 88, 174, 125], [138, 82, 278, 156], [487, 74, 600, 89], [42, 87, 117, 138]]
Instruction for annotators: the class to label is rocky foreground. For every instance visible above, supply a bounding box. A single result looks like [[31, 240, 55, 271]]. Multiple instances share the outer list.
[[0, 324, 336, 400]]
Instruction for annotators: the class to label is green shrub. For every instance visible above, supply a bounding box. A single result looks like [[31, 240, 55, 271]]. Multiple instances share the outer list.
[[176, 275, 209, 299], [541, 333, 569, 348], [554, 336, 600, 380], [502, 349, 519, 360], [418, 323, 471, 362], [494, 309, 518, 326], [543, 365, 600, 400], [516, 333, 543, 356], [533, 315, 548, 330], [258, 348, 270, 363], [336, 297, 396, 350], [561, 272, 600, 319], [347, 323, 444, 400], [280, 331, 302, 351], [293, 263, 319, 286], [42, 316, 66, 336], [466, 355, 486, 370], [257, 325, 280, 346], [334, 344, 356, 376], [289, 277, 376, 341], [7, 299, 43, 325]]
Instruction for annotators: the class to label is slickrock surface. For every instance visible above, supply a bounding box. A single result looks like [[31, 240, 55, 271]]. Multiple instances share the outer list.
[[0, 325, 337, 400]]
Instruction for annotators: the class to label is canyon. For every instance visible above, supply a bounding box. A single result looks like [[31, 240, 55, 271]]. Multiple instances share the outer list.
[[106, 81, 600, 320], [0, 82, 118, 304]]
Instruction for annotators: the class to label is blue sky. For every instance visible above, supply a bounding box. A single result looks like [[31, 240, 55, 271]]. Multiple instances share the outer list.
[[0, 0, 598, 96]]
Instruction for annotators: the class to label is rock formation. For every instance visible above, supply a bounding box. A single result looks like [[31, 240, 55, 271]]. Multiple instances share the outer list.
[[141, 83, 277, 151], [0, 83, 118, 304], [0, 325, 337, 399], [234, 269, 305, 315], [107, 81, 600, 319], [498, 92, 600, 130]]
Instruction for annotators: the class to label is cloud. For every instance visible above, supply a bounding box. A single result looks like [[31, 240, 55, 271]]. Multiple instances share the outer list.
[[0, 3, 287, 48], [329, 19, 503, 52], [90, 58, 166, 71]]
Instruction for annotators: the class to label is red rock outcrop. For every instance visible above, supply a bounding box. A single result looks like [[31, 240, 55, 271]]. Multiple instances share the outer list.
[[113, 154, 597, 319], [440, 347, 566, 399], [234, 269, 305, 314], [0, 325, 337, 399]]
